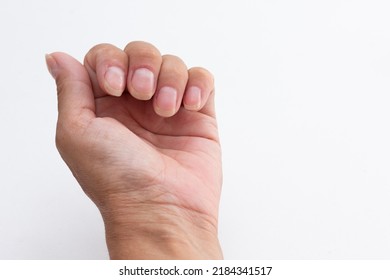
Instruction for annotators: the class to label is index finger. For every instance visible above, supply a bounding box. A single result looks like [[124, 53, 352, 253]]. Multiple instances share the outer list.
[[84, 43, 128, 98]]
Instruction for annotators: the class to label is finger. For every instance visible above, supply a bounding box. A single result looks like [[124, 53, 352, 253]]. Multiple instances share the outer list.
[[183, 67, 215, 115], [124, 41, 162, 100], [45, 52, 95, 140], [153, 55, 188, 117], [84, 43, 128, 98]]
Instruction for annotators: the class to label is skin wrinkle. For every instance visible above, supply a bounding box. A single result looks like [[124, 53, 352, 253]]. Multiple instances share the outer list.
[[104, 199, 219, 241], [100, 157, 219, 234], [98, 94, 219, 150], [92, 91, 218, 143]]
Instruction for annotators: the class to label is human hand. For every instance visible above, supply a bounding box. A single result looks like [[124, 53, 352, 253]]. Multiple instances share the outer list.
[[46, 42, 222, 259]]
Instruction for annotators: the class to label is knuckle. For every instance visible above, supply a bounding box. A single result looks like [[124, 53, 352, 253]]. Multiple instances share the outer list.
[[89, 43, 115, 54], [125, 41, 161, 59], [162, 55, 188, 73], [190, 67, 214, 80], [84, 43, 120, 66], [162, 54, 186, 65]]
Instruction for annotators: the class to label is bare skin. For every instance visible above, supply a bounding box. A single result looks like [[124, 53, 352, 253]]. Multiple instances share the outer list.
[[46, 41, 223, 259]]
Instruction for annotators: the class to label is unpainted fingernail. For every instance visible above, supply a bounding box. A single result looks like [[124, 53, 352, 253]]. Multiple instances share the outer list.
[[184, 86, 202, 110], [104, 66, 125, 97], [156, 86, 177, 117], [45, 54, 58, 79], [131, 68, 155, 99]]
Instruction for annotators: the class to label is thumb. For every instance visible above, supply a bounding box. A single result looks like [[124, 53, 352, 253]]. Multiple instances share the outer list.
[[46, 52, 96, 129]]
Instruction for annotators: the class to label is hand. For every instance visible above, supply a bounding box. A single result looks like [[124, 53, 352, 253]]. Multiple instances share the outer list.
[[46, 42, 222, 259]]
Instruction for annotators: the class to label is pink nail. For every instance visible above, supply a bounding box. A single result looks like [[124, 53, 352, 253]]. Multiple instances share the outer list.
[[156, 86, 177, 117], [131, 68, 154, 97], [104, 66, 125, 96], [184, 86, 202, 110]]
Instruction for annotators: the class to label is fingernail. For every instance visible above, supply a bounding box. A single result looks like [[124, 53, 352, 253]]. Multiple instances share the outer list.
[[156, 86, 177, 117], [45, 54, 58, 79], [104, 66, 125, 97], [184, 86, 202, 110], [131, 68, 154, 98]]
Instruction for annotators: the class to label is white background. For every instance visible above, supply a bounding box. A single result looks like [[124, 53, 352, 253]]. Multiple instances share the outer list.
[[1, 0, 389, 259]]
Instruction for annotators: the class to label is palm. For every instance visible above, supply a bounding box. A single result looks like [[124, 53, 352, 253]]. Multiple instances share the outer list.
[[90, 94, 222, 221]]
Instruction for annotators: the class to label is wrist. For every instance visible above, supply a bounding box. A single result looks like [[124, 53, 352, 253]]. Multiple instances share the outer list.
[[100, 203, 223, 259]]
